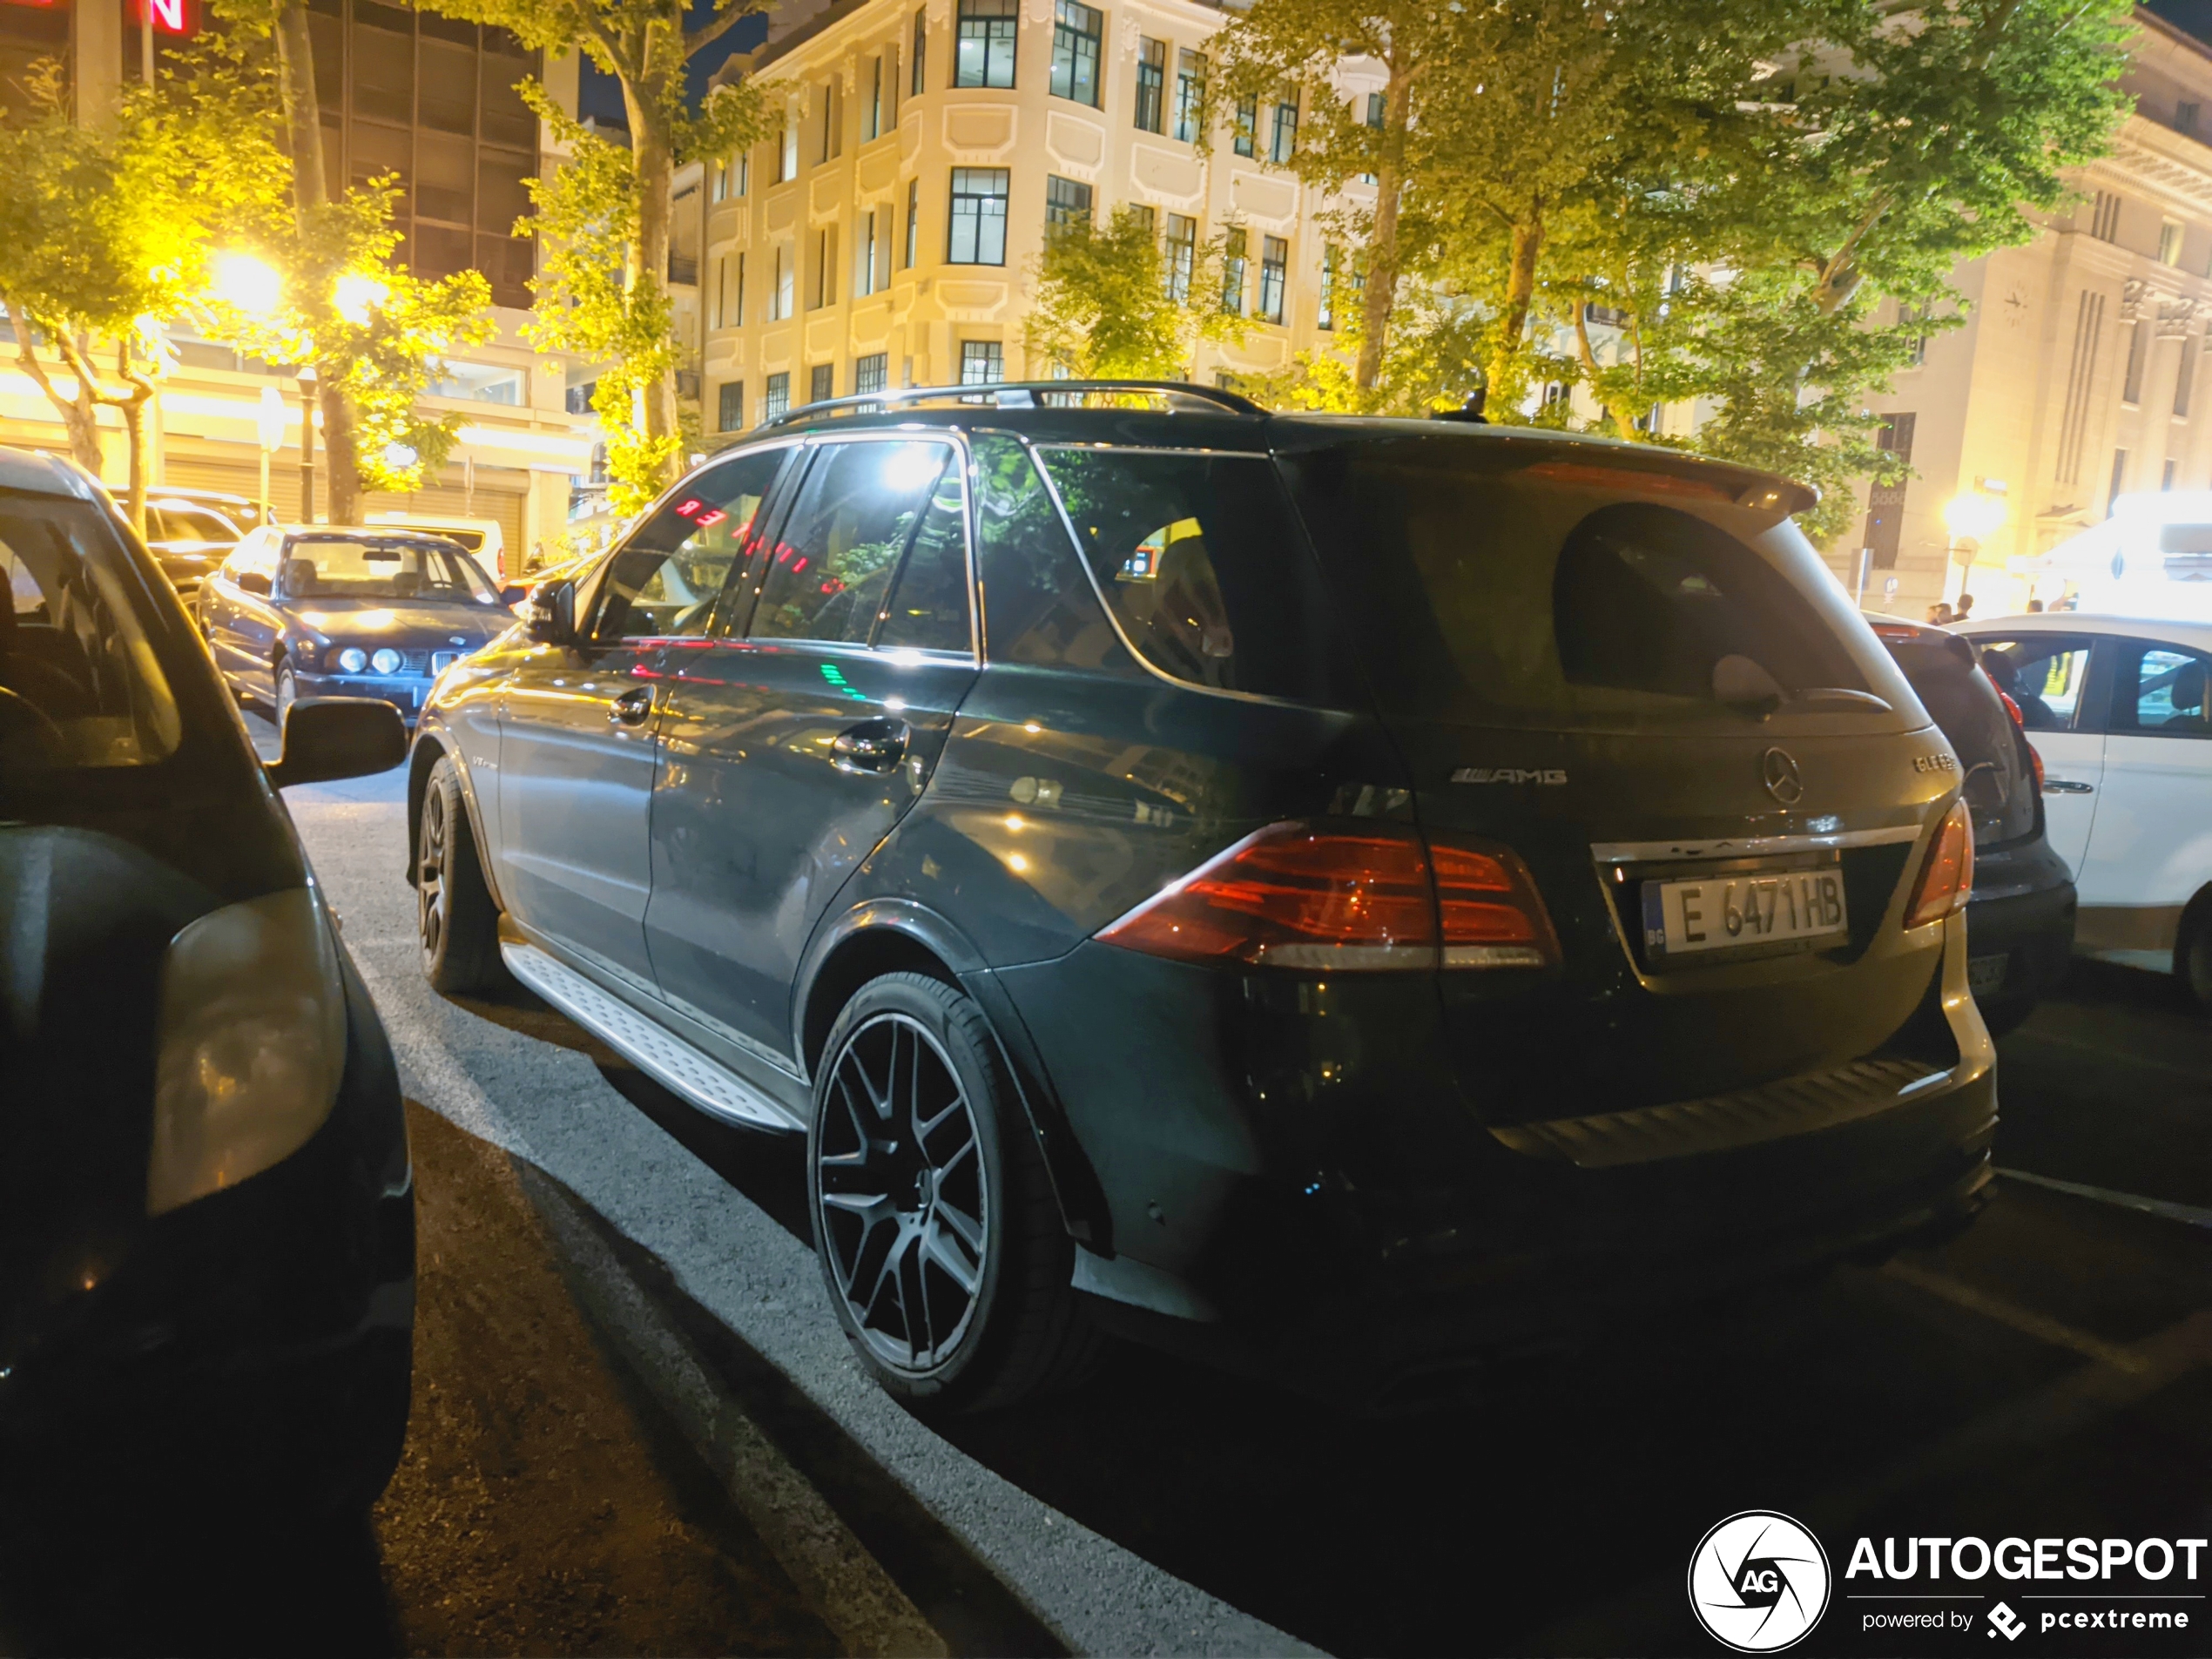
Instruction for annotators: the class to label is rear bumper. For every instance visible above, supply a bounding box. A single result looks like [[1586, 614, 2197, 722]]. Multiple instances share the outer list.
[[1964, 840, 2076, 1010], [994, 916, 1994, 1405], [0, 948, 415, 1518]]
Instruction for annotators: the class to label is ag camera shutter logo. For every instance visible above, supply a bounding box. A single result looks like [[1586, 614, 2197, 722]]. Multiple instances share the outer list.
[[1689, 1511, 1832, 1652]]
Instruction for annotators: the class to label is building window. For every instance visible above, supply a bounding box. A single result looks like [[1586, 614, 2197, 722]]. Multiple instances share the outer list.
[[1134, 37, 1165, 133], [2161, 219, 2185, 266], [1049, 0, 1102, 106], [2124, 317, 2149, 404], [1046, 174, 1093, 233], [912, 8, 927, 93], [733, 251, 745, 325], [866, 56, 886, 141], [819, 79, 840, 162], [855, 352, 889, 394], [1270, 93, 1298, 164], [772, 245, 794, 319], [1899, 300, 1927, 368], [2182, 337, 2203, 420], [2165, 457, 2179, 489], [2180, 100, 2200, 137], [1258, 234, 1286, 323], [1165, 212, 1196, 301], [1233, 96, 1257, 158], [1222, 227, 1247, 314], [717, 381, 744, 431], [1128, 203, 1156, 239], [811, 363, 835, 402], [812, 225, 838, 308], [855, 208, 882, 295], [779, 118, 799, 182], [1318, 243, 1337, 330], [2091, 189, 2121, 241], [956, 0, 1017, 89], [961, 340, 1004, 384], [734, 152, 749, 196], [710, 255, 727, 327], [905, 177, 920, 267], [948, 167, 1009, 264], [712, 161, 728, 201], [1174, 50, 1206, 143], [765, 371, 791, 421], [2109, 447, 2129, 514]]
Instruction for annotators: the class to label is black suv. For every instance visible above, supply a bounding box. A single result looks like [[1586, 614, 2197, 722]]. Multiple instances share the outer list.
[[408, 383, 1993, 1412]]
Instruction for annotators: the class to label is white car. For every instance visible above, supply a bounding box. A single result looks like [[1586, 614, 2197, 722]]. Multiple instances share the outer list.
[[364, 512, 506, 583], [1953, 611, 2212, 1005]]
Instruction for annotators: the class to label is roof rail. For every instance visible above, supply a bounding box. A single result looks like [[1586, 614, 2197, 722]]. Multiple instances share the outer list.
[[760, 379, 1264, 428]]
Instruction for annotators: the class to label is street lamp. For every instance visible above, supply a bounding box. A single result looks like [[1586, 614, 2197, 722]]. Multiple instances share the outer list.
[[1942, 489, 2008, 606], [334, 272, 388, 326], [211, 253, 282, 318]]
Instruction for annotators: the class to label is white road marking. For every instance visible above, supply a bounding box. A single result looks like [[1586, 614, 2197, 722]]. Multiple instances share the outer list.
[[1879, 1259, 2149, 1373], [1998, 1166, 2212, 1230]]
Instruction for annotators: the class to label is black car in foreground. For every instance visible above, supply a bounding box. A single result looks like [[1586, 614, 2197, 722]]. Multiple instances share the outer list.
[[408, 381, 1993, 1413], [198, 525, 517, 729], [1866, 616, 2077, 1032], [0, 447, 413, 1515]]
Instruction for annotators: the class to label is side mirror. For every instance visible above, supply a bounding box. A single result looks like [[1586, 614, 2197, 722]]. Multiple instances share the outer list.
[[499, 583, 527, 607], [523, 578, 577, 644], [266, 697, 407, 789], [237, 570, 272, 597]]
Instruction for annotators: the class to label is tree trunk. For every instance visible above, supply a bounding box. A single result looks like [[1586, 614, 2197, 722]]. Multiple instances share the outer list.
[[12, 329, 103, 475], [1353, 64, 1411, 395], [1571, 304, 1640, 441], [273, 3, 366, 522], [627, 91, 680, 493], [1487, 211, 1544, 411]]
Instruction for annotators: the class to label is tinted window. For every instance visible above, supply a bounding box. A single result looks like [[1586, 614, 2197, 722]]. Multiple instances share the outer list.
[[751, 441, 952, 644], [280, 536, 497, 604], [1973, 637, 2091, 732], [2113, 641, 2212, 737], [877, 467, 971, 652], [970, 434, 1130, 670], [1880, 631, 2035, 847], [1, 494, 182, 771], [1033, 447, 1337, 700], [597, 448, 786, 641], [1283, 439, 1877, 730], [149, 503, 241, 542]]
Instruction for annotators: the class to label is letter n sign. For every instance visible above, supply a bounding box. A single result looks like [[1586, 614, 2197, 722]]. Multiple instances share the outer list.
[[136, 0, 193, 34]]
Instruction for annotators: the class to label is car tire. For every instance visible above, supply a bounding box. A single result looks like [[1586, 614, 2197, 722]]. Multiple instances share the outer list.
[[273, 661, 299, 732], [417, 752, 506, 994], [2179, 900, 2212, 1013], [807, 972, 1102, 1413]]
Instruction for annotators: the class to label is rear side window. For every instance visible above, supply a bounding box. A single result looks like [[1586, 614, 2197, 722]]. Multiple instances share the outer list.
[[2111, 641, 2212, 737], [1, 493, 182, 771], [1973, 637, 2091, 732], [1033, 447, 1338, 701], [969, 433, 1130, 671], [1283, 437, 1883, 731]]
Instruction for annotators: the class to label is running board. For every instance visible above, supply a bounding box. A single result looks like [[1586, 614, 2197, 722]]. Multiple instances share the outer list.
[[500, 940, 807, 1135]]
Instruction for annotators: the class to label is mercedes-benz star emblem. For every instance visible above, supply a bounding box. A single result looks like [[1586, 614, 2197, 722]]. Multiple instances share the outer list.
[[1761, 747, 1804, 806]]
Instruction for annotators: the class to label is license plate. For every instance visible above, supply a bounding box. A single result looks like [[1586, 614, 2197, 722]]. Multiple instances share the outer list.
[[1968, 954, 2010, 995], [1642, 869, 1847, 961]]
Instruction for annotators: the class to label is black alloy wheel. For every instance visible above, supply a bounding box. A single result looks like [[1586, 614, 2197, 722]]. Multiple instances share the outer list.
[[417, 753, 503, 993], [816, 1009, 989, 1372], [274, 662, 299, 731], [807, 974, 1102, 1412]]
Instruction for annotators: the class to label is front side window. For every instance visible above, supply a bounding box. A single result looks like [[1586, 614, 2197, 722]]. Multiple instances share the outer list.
[[1134, 37, 1164, 133], [2113, 641, 2212, 736], [1033, 447, 1335, 700], [1046, 174, 1093, 233], [948, 167, 1009, 264], [1049, 0, 1102, 105], [955, 0, 1016, 89], [1259, 234, 1287, 323], [1974, 637, 2092, 731], [1173, 50, 1205, 142], [751, 440, 956, 644], [961, 340, 1005, 384], [1, 493, 183, 772], [878, 466, 972, 652], [597, 448, 789, 640], [280, 536, 497, 604]]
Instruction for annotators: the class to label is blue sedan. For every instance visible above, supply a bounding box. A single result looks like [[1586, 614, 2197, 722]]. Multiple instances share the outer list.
[[198, 526, 519, 729]]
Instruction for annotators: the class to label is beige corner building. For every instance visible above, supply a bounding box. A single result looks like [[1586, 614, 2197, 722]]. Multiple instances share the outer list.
[[682, 0, 1376, 431], [1844, 8, 2212, 617]]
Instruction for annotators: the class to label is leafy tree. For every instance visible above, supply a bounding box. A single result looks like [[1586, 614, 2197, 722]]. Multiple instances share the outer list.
[[421, 0, 765, 504], [1022, 206, 1244, 379]]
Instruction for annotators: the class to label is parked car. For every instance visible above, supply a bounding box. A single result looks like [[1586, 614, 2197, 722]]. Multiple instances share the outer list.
[[143, 489, 260, 603], [198, 524, 517, 730], [1954, 610, 2212, 1007], [0, 446, 413, 1515], [365, 511, 507, 583], [407, 381, 1992, 1413], [1865, 616, 2076, 1031]]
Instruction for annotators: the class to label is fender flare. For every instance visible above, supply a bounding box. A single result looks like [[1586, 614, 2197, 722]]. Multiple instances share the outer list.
[[404, 722, 507, 914], [794, 899, 1112, 1251]]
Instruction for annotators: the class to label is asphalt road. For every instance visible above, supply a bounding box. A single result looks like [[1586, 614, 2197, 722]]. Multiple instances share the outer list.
[[254, 720, 2212, 1656]]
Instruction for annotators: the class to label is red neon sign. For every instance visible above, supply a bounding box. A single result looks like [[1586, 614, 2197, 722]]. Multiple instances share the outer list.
[[132, 0, 196, 32]]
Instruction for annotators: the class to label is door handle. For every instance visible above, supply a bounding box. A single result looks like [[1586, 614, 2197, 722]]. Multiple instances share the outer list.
[[2043, 779, 2095, 794], [609, 685, 655, 726], [832, 718, 911, 774]]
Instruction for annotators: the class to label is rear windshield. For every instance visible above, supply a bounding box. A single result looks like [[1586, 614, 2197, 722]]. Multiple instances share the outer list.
[[1282, 437, 1889, 731], [1884, 634, 2037, 848], [2, 491, 183, 771], [281, 536, 499, 604]]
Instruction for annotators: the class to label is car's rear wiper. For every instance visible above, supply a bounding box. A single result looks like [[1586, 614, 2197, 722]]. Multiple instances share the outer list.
[[1713, 655, 1892, 718]]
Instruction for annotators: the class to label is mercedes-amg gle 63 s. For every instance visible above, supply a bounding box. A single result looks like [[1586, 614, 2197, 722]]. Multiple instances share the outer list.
[[407, 383, 1993, 1413]]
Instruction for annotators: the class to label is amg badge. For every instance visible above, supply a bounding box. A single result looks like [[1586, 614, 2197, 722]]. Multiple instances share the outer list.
[[1453, 766, 1568, 786]]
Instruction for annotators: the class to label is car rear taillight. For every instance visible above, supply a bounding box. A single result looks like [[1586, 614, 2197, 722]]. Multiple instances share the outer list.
[[2026, 738, 2045, 795], [1904, 799, 1975, 929], [1097, 823, 1558, 972]]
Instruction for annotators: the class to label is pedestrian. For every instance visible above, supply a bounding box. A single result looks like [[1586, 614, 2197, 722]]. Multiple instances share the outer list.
[[1955, 592, 1976, 620], [1929, 602, 1955, 624], [2027, 597, 2045, 613]]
